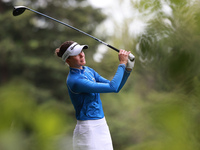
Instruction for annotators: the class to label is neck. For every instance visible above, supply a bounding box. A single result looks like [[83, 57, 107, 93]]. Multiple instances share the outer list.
[[69, 65, 83, 70]]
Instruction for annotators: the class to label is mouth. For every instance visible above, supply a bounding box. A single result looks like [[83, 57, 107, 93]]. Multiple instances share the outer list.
[[81, 57, 85, 61], [81, 58, 86, 63]]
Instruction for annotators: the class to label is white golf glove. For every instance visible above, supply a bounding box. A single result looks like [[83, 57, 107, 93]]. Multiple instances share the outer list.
[[126, 54, 135, 70]]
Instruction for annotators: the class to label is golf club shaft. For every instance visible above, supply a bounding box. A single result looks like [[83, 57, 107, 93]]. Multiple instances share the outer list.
[[15, 6, 135, 61], [26, 7, 119, 51]]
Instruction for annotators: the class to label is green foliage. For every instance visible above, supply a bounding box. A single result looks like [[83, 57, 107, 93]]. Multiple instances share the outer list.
[[0, 79, 74, 150], [135, 0, 200, 92], [99, 0, 200, 150], [0, 0, 106, 102], [0, 0, 106, 149], [121, 91, 200, 150], [1, 0, 200, 150]]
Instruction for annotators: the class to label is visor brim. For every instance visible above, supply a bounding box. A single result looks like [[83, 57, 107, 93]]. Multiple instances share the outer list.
[[70, 45, 88, 56]]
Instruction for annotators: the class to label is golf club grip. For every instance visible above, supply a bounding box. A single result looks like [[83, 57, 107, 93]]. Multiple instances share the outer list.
[[107, 45, 135, 61], [128, 53, 135, 61]]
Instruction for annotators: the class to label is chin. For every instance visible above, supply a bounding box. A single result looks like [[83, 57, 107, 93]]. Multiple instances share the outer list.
[[82, 61, 86, 65]]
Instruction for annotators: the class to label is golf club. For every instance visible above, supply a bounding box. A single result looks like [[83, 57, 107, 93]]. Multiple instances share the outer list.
[[13, 6, 135, 61]]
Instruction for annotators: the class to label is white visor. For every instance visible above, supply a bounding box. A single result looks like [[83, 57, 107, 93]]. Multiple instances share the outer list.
[[62, 42, 88, 62]]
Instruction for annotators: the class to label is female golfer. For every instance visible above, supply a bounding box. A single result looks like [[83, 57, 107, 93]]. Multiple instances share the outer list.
[[55, 41, 135, 150]]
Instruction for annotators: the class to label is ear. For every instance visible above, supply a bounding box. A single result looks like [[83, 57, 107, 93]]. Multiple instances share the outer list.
[[66, 58, 70, 64]]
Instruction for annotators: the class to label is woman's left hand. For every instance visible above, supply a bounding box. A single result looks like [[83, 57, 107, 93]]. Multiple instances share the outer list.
[[118, 50, 131, 65]]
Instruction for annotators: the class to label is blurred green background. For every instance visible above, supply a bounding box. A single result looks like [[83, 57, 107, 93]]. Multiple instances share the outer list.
[[0, 0, 200, 150]]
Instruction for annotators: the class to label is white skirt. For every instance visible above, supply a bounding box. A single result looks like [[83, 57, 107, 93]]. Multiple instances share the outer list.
[[73, 117, 113, 150]]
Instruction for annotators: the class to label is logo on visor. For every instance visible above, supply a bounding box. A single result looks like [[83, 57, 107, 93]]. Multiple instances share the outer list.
[[70, 44, 78, 51]]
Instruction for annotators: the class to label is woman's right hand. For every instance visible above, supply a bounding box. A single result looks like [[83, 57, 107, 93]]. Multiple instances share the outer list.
[[118, 49, 131, 65]]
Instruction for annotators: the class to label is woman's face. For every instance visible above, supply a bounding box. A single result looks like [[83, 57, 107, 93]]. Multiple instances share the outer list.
[[66, 51, 86, 69]]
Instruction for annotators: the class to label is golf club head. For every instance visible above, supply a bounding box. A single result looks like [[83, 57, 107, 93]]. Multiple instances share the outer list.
[[13, 6, 27, 16]]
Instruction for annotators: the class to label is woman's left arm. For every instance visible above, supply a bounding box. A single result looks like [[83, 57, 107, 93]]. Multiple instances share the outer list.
[[116, 69, 131, 92], [92, 67, 131, 92]]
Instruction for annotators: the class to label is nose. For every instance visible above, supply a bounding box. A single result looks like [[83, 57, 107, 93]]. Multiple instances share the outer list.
[[79, 51, 84, 57]]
